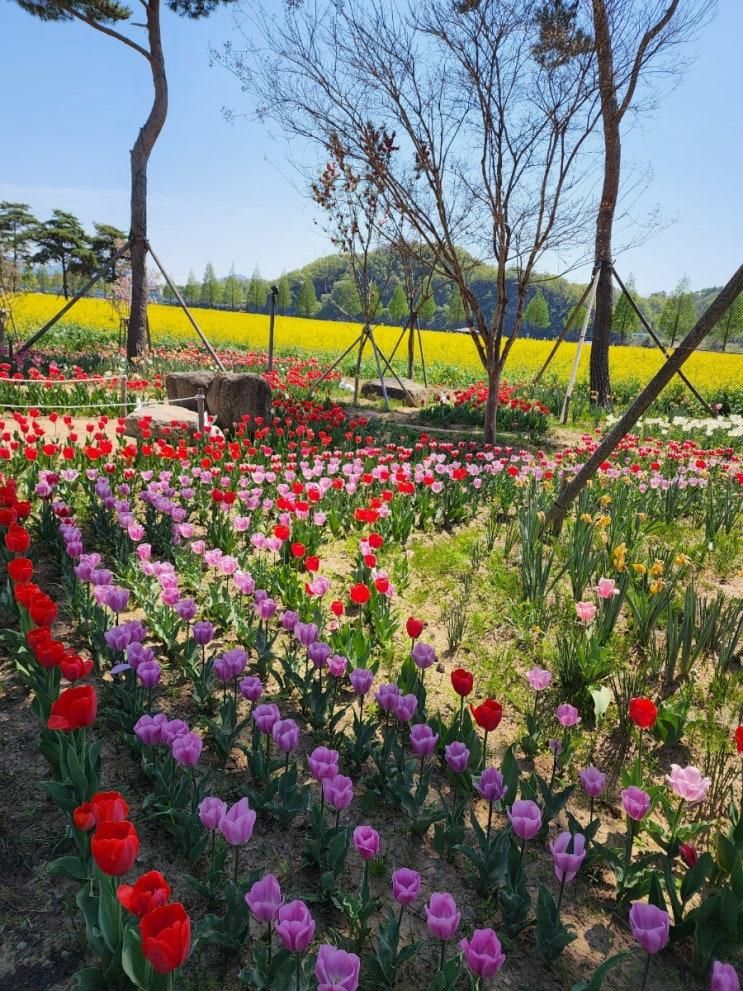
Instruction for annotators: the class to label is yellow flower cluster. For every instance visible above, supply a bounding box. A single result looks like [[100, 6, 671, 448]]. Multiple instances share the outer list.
[[12, 294, 743, 394]]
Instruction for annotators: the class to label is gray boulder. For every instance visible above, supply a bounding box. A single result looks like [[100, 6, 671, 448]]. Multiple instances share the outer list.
[[165, 371, 215, 411], [206, 373, 272, 432], [360, 377, 429, 407]]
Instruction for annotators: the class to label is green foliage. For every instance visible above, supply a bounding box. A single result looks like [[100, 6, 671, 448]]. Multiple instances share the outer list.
[[297, 277, 320, 317], [200, 261, 222, 307], [612, 275, 640, 342], [659, 276, 697, 345], [245, 266, 268, 311], [524, 289, 550, 330], [387, 282, 407, 323], [276, 272, 292, 311]]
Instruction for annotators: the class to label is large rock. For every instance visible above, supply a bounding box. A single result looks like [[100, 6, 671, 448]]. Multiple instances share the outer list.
[[360, 377, 430, 407], [206, 373, 272, 432], [165, 371, 215, 411], [124, 404, 201, 440]]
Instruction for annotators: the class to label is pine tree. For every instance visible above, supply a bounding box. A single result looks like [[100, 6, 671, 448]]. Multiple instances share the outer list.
[[184, 269, 199, 306], [611, 275, 639, 344], [297, 278, 319, 317], [446, 286, 466, 327], [659, 277, 696, 346], [0, 201, 37, 291], [523, 290, 550, 335], [200, 262, 220, 307], [223, 264, 242, 310], [90, 222, 128, 282], [387, 282, 407, 324], [245, 267, 268, 312], [31, 210, 94, 299], [277, 273, 292, 312], [332, 277, 362, 318]]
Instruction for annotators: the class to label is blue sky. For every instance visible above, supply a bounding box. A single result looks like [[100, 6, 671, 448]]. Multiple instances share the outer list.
[[1, 0, 741, 294]]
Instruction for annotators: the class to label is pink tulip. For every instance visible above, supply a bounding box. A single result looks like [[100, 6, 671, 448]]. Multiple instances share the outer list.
[[576, 600, 597, 623], [459, 928, 506, 979], [425, 892, 461, 940], [245, 873, 282, 922], [621, 786, 651, 821], [579, 766, 607, 799], [315, 944, 360, 991], [307, 747, 340, 781], [556, 703, 581, 728], [666, 764, 711, 804], [276, 899, 315, 953], [550, 831, 586, 883], [508, 799, 542, 840], [526, 666, 552, 691], [352, 825, 380, 861], [218, 797, 256, 846], [322, 773, 354, 811], [410, 723, 439, 757], [392, 868, 420, 906], [710, 961, 740, 991], [597, 577, 619, 599], [272, 718, 300, 753], [629, 901, 670, 954]]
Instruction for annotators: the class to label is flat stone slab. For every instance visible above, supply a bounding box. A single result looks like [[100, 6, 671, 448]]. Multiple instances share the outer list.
[[206, 372, 272, 431], [360, 377, 430, 407], [124, 403, 201, 440]]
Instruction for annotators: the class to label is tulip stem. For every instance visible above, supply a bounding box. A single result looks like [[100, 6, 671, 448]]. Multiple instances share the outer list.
[[397, 904, 405, 933], [482, 729, 489, 768], [624, 818, 635, 873], [234, 846, 240, 886], [639, 952, 652, 991], [458, 695, 465, 734], [295, 952, 301, 991], [556, 874, 566, 917], [589, 796, 594, 826], [486, 801, 494, 845], [439, 939, 446, 972], [517, 837, 526, 873], [267, 920, 272, 972]]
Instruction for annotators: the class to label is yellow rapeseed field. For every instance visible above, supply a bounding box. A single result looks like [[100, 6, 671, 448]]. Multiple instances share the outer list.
[[11, 293, 743, 394]]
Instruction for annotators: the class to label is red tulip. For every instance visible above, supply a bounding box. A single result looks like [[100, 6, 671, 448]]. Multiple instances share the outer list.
[[73, 802, 96, 831], [678, 842, 698, 868], [60, 651, 94, 681], [305, 555, 320, 573], [91, 820, 140, 876], [330, 600, 344, 617], [140, 903, 191, 973], [405, 617, 425, 640], [350, 583, 370, 606], [29, 592, 57, 627], [735, 725, 743, 754], [13, 581, 40, 609], [91, 790, 129, 826], [36, 639, 66, 670], [290, 542, 306, 558], [273, 524, 290, 542], [118, 870, 171, 918], [470, 699, 503, 732], [629, 697, 658, 730], [7, 556, 33, 583], [27, 626, 52, 654], [451, 668, 474, 697], [4, 523, 30, 553], [47, 685, 98, 731], [368, 532, 384, 550]]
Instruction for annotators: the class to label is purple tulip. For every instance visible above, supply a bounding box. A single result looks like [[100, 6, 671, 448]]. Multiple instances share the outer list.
[[197, 797, 226, 832], [104, 626, 130, 653], [272, 718, 300, 753], [245, 873, 283, 922], [628, 901, 670, 954], [394, 693, 418, 723], [307, 746, 340, 781], [137, 660, 162, 689], [621, 786, 652, 822], [550, 831, 586, 883], [556, 703, 581, 728], [411, 642, 436, 670], [127, 642, 154, 671], [710, 961, 740, 991], [162, 719, 190, 746], [175, 597, 197, 622], [459, 928, 506, 979], [410, 723, 439, 757], [171, 731, 203, 767], [276, 899, 316, 953], [579, 766, 607, 799], [255, 598, 277, 621], [508, 799, 543, 840], [106, 586, 130, 613], [295, 621, 319, 647], [392, 868, 421, 906], [253, 703, 281, 734], [476, 768, 508, 803], [352, 825, 380, 861], [315, 944, 360, 991], [444, 741, 470, 773], [375, 682, 400, 713], [218, 797, 257, 846], [239, 675, 264, 702], [425, 892, 461, 940], [308, 641, 332, 669], [327, 654, 348, 678], [349, 668, 373, 696], [281, 610, 299, 632], [134, 712, 168, 746], [526, 666, 552, 691], [322, 773, 354, 811], [193, 621, 215, 646]]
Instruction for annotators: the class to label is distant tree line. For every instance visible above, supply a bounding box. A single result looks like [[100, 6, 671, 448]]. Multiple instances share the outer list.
[[3, 202, 742, 350]]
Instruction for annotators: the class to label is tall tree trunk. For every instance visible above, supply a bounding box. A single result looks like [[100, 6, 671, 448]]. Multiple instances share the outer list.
[[61, 256, 68, 299], [590, 0, 620, 407], [483, 360, 501, 445], [407, 310, 416, 378], [128, 0, 168, 360]]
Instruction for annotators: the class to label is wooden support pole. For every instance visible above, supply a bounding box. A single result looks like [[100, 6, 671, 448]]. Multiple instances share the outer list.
[[560, 266, 601, 424], [145, 242, 225, 372], [196, 389, 206, 434], [611, 265, 716, 417], [532, 273, 597, 386], [545, 263, 743, 535]]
